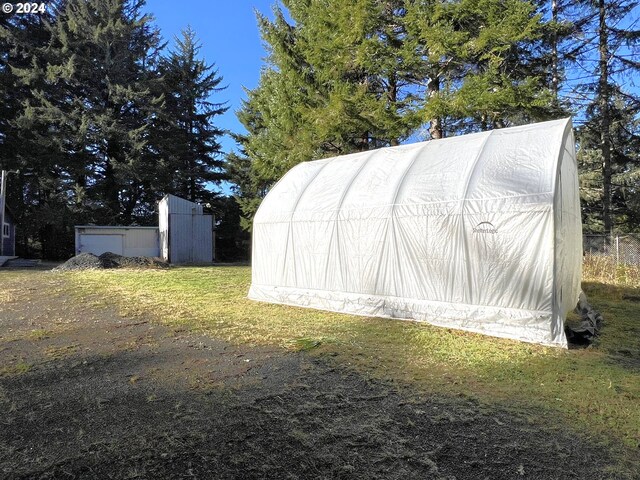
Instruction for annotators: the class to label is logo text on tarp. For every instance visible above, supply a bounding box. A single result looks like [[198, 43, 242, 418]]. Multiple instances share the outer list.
[[473, 222, 497, 234]]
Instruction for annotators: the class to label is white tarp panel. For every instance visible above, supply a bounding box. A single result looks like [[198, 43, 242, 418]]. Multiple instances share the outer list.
[[249, 118, 582, 347]]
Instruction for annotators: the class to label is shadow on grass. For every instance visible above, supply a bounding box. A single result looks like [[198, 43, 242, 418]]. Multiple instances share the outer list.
[[50, 267, 640, 459], [582, 281, 640, 372], [0, 336, 615, 480]]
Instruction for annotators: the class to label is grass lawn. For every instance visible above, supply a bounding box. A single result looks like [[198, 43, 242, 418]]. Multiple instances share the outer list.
[[5, 264, 633, 473]]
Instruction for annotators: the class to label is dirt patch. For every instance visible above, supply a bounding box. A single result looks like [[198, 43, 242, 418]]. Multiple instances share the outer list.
[[0, 273, 621, 479], [52, 252, 168, 271]]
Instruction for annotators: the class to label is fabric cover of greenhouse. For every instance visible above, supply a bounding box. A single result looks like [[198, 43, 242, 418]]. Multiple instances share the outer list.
[[249, 118, 582, 347]]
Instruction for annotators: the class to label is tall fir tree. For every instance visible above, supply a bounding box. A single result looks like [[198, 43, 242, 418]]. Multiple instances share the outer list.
[[413, 0, 559, 134], [12, 0, 163, 225], [577, 93, 640, 233], [2, 1, 231, 258], [226, 90, 278, 232], [228, 0, 432, 229], [154, 27, 227, 204], [568, 0, 640, 234], [230, 0, 561, 230], [0, 4, 74, 258]]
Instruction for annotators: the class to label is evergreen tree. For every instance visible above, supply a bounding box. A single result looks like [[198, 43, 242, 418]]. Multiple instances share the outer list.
[[569, 0, 640, 234], [542, 0, 588, 110], [12, 0, 163, 225], [155, 27, 227, 203], [225, 94, 274, 232], [2, 1, 230, 257], [0, 5, 76, 258], [258, 1, 423, 154], [414, 0, 559, 134], [231, 0, 560, 230], [593, 0, 639, 235], [577, 92, 640, 233], [229, 0, 428, 228], [212, 195, 251, 261]]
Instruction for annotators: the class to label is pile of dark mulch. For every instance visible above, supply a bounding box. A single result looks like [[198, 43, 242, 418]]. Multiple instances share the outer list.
[[53, 252, 169, 272]]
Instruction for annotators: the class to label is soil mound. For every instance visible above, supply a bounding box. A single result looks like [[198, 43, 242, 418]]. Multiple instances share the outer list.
[[54, 252, 169, 271]]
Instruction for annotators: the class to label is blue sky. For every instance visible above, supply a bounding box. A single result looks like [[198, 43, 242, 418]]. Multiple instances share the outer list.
[[143, 0, 639, 196], [144, 0, 275, 157]]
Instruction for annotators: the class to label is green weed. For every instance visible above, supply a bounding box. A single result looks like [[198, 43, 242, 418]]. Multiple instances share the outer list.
[[0, 361, 32, 377]]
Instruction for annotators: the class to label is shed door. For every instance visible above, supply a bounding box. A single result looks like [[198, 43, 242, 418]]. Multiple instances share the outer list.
[[169, 214, 213, 263], [79, 234, 124, 256]]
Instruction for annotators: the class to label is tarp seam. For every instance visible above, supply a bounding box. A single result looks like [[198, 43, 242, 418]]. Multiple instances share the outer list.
[[323, 149, 385, 289], [250, 284, 553, 316], [459, 131, 494, 301], [374, 142, 433, 294], [281, 157, 339, 285], [257, 192, 557, 222]]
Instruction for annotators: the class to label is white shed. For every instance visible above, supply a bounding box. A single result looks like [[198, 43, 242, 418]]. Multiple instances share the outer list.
[[75, 195, 214, 264], [159, 194, 213, 264], [75, 226, 159, 257], [249, 118, 582, 347]]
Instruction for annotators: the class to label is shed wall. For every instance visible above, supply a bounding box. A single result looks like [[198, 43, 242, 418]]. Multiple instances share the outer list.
[[159, 194, 213, 264], [75, 227, 159, 257], [168, 214, 213, 263], [2, 210, 15, 256], [163, 194, 204, 215]]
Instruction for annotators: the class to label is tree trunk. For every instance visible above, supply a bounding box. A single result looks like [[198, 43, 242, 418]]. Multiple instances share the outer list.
[[357, 132, 369, 151], [428, 76, 442, 139], [121, 181, 140, 225], [189, 160, 196, 202], [599, 0, 612, 234], [551, 0, 559, 104], [189, 116, 196, 202], [480, 114, 488, 132], [388, 74, 400, 146], [104, 145, 120, 222]]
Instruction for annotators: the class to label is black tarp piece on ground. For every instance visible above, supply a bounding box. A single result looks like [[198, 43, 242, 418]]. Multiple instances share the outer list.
[[566, 292, 603, 345]]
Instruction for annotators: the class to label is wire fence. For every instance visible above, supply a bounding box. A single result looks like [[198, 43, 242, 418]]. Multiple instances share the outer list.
[[583, 234, 640, 287], [583, 234, 640, 265]]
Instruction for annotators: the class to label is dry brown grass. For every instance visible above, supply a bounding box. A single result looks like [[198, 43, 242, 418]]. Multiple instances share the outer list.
[[583, 255, 640, 288]]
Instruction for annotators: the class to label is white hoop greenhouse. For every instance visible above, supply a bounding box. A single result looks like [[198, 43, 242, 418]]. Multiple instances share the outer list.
[[249, 118, 582, 347]]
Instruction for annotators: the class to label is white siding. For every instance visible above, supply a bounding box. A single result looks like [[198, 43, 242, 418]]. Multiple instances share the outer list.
[[159, 200, 169, 261], [162, 194, 203, 215], [75, 227, 159, 257]]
